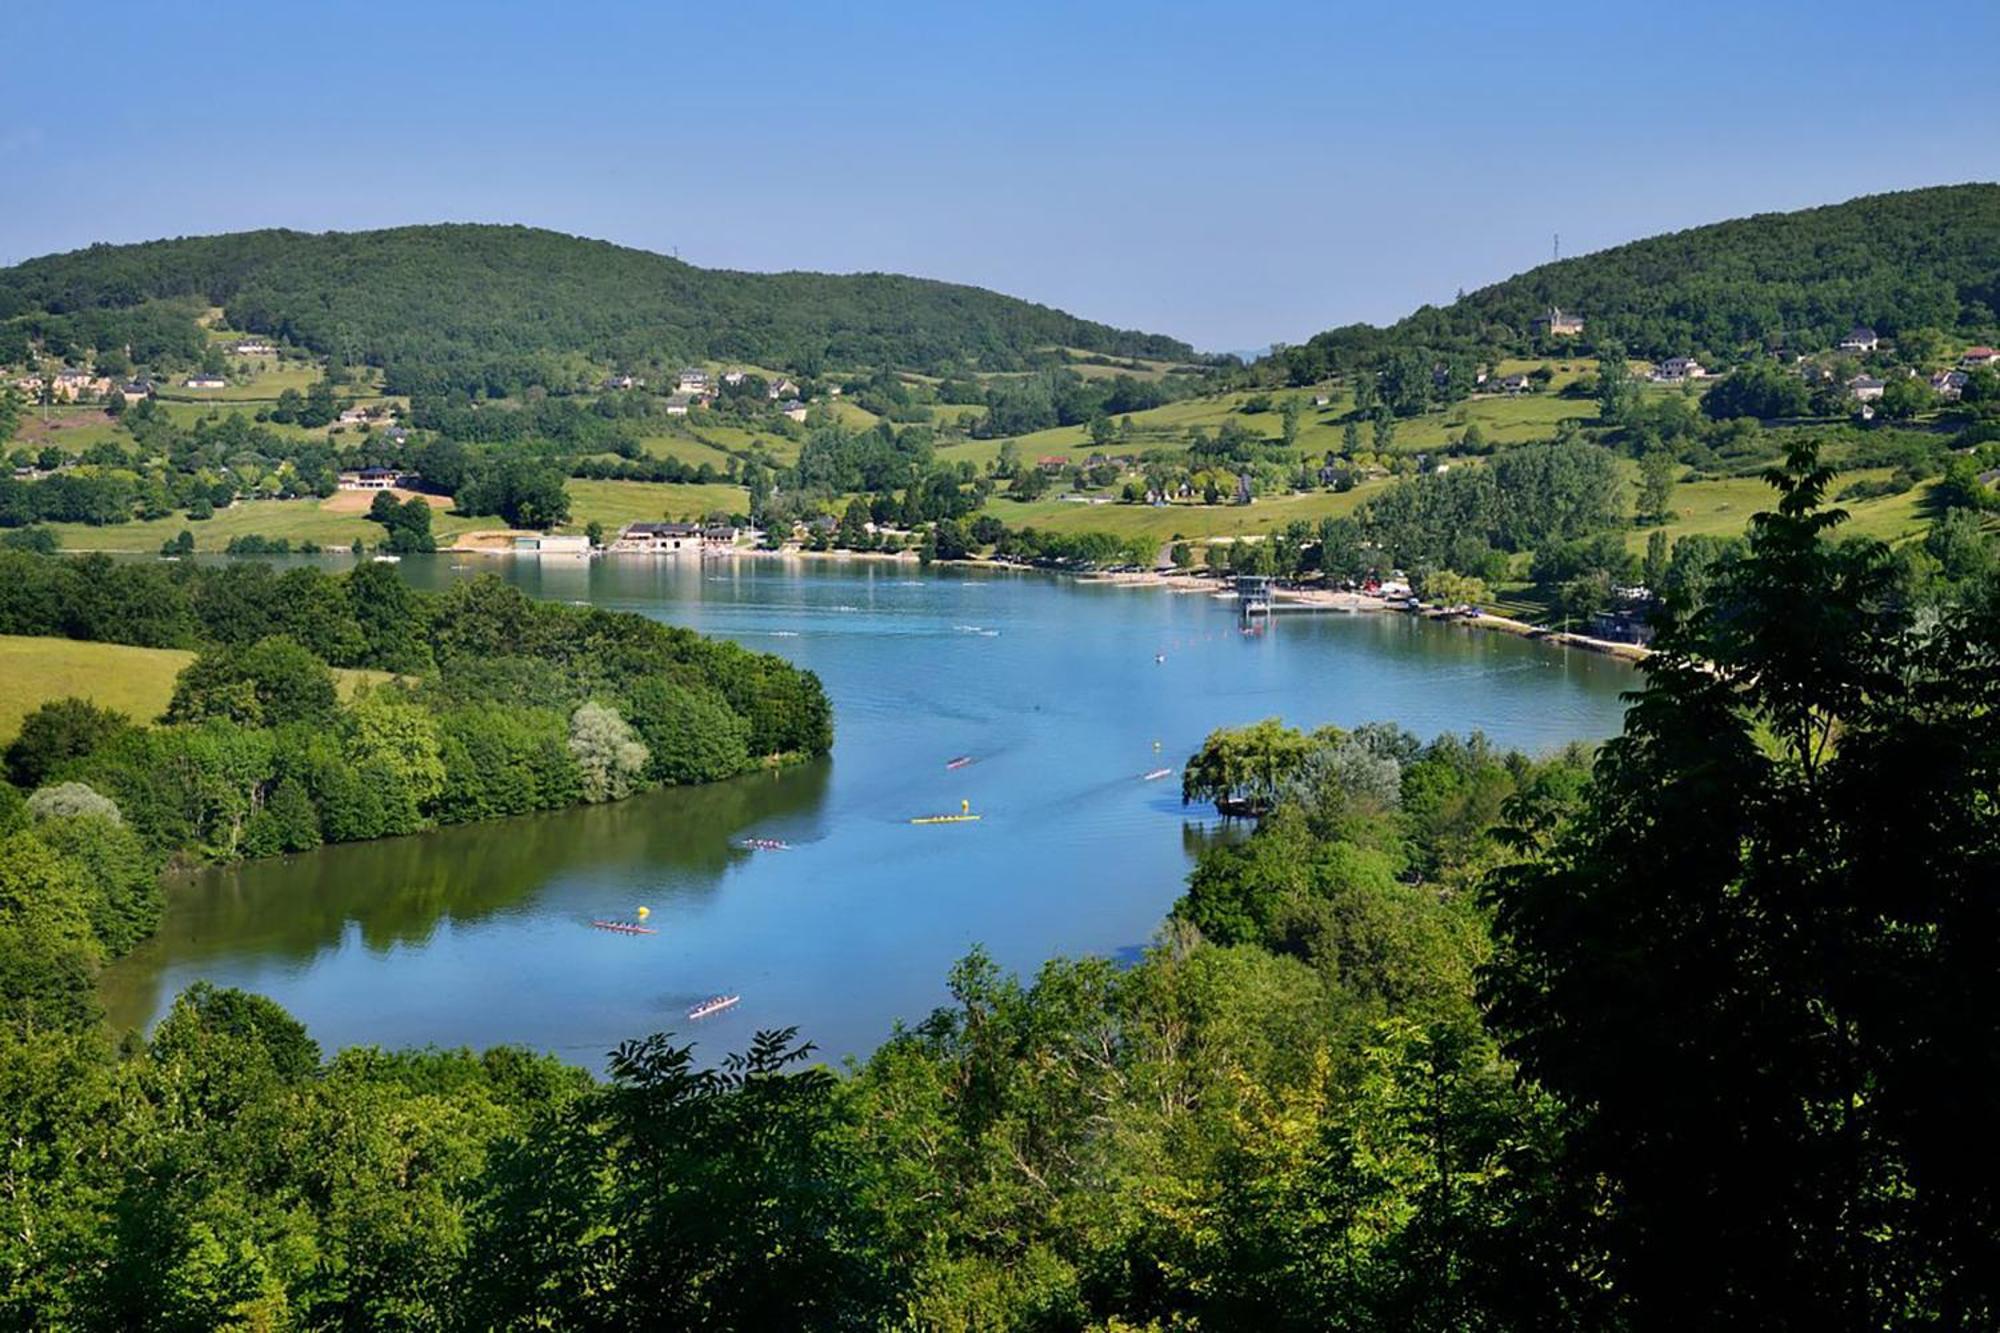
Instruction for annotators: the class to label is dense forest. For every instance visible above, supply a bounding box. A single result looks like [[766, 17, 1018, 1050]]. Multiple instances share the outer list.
[[2, 445, 1998, 1327], [0, 225, 1195, 394], [1274, 184, 2000, 379], [0, 552, 829, 858]]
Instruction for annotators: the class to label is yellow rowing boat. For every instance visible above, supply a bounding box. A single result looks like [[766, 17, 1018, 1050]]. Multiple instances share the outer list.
[[911, 799, 981, 825]]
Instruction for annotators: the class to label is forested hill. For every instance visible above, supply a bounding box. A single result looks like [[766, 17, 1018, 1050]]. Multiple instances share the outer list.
[[0, 224, 1194, 392], [1280, 183, 2000, 375]]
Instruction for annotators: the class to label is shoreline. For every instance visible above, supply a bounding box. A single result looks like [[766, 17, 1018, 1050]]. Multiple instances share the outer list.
[[1073, 566, 1652, 662], [75, 539, 1652, 663]]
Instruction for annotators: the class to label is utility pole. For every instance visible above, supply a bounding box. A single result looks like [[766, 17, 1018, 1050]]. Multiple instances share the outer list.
[[1553, 232, 1561, 263]]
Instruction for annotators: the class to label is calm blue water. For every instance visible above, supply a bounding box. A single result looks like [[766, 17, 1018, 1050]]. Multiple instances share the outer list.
[[102, 559, 1635, 1067]]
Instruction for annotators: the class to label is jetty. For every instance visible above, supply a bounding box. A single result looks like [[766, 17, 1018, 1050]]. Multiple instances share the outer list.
[[688, 994, 740, 1020]]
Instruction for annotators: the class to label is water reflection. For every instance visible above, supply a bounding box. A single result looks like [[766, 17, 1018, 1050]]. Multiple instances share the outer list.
[[102, 760, 830, 1031]]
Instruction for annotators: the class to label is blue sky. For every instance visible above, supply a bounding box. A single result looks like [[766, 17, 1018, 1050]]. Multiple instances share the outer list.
[[3, 2, 1995, 352]]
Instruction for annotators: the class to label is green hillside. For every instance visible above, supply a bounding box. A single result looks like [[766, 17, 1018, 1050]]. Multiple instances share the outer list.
[[0, 224, 1195, 393], [1278, 184, 2000, 375]]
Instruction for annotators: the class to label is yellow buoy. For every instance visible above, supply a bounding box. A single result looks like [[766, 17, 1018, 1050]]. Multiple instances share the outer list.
[[636, 906, 651, 919]]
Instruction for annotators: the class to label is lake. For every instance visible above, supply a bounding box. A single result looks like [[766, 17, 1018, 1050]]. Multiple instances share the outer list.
[[100, 558, 1637, 1067]]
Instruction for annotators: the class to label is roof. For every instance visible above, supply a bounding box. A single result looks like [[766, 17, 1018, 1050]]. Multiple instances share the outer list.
[[626, 521, 701, 537], [1849, 375, 1885, 388], [1846, 326, 1878, 337]]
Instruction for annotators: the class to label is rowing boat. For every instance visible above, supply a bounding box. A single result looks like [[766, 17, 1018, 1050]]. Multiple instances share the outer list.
[[688, 994, 740, 1020], [945, 755, 973, 770], [910, 813, 983, 824], [590, 920, 657, 935], [1142, 768, 1174, 781]]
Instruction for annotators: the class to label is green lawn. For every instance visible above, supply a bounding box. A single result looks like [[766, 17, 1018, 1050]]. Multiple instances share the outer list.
[[45, 496, 487, 553], [152, 363, 376, 405], [562, 479, 749, 529], [0, 634, 389, 742], [1637, 469, 1935, 550], [632, 433, 738, 470], [979, 480, 1388, 543]]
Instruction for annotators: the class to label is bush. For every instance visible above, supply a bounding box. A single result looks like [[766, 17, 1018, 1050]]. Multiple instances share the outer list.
[[26, 781, 123, 826]]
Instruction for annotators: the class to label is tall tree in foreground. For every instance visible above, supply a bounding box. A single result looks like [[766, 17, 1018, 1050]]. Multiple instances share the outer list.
[[1484, 440, 2000, 1329]]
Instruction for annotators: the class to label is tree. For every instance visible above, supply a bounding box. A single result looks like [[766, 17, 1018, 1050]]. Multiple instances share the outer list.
[[165, 636, 338, 728], [1596, 341, 1633, 423], [458, 457, 571, 530], [1424, 569, 1489, 609], [5, 699, 133, 789], [344, 689, 447, 812], [1181, 718, 1316, 816], [1643, 527, 1669, 590], [24, 781, 122, 825], [1702, 361, 1811, 420], [1637, 448, 1677, 524], [568, 701, 648, 802], [1485, 440, 2000, 1326], [1280, 396, 1303, 447], [1878, 374, 1933, 420]]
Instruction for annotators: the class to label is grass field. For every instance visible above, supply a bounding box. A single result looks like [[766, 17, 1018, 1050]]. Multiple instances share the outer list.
[[980, 481, 1388, 543], [43, 496, 493, 553], [561, 479, 749, 528], [0, 635, 389, 742], [632, 433, 738, 470], [38, 478, 751, 552], [1639, 469, 1935, 549]]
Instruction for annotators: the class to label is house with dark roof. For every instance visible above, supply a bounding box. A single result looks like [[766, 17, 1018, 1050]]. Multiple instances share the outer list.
[[1838, 326, 1880, 353]]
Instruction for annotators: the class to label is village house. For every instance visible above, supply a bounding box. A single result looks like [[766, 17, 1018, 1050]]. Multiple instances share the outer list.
[[43, 369, 113, 402], [1531, 307, 1585, 337], [1312, 393, 1331, 407], [337, 408, 372, 425], [231, 341, 276, 357], [1848, 374, 1886, 403], [766, 378, 799, 400], [514, 533, 592, 557], [615, 520, 702, 553], [601, 374, 640, 391], [780, 398, 809, 423], [664, 393, 694, 416], [721, 369, 746, 386], [676, 368, 710, 395], [1838, 326, 1880, 354], [1036, 454, 1071, 472], [1588, 606, 1657, 646], [1931, 369, 1969, 400], [1500, 373, 1533, 394], [338, 466, 409, 491], [1959, 346, 2000, 369], [1653, 356, 1708, 383], [119, 379, 153, 400], [184, 373, 227, 389]]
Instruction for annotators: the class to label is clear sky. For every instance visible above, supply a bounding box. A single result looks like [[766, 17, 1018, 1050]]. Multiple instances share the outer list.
[[3, 1, 1995, 353]]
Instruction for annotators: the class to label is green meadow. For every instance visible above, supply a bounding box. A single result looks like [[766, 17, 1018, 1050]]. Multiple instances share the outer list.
[[0, 634, 389, 742]]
